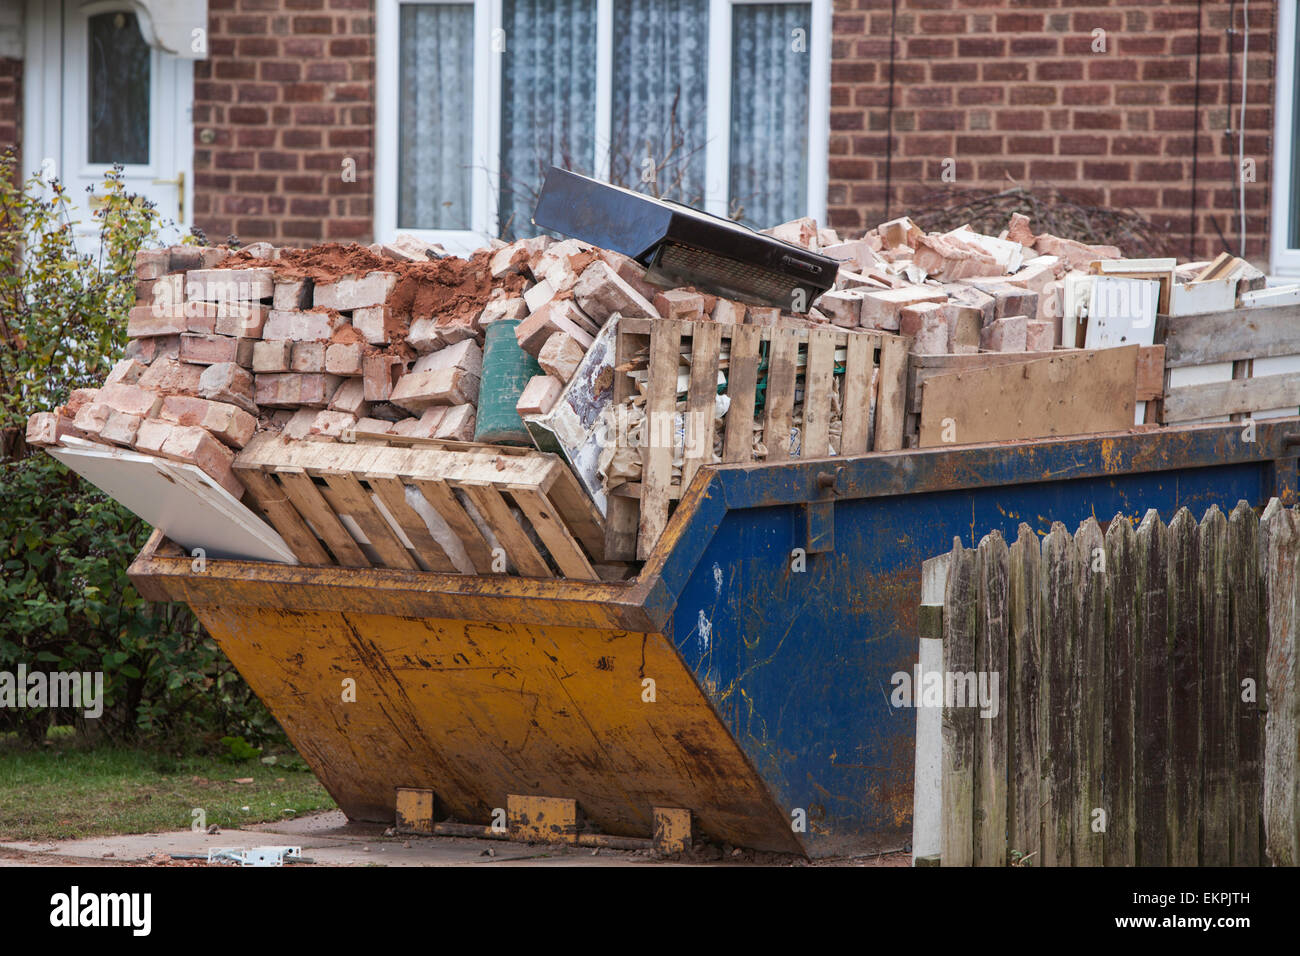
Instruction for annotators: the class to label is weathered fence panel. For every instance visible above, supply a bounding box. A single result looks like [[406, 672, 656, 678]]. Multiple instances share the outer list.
[[921, 500, 1297, 866]]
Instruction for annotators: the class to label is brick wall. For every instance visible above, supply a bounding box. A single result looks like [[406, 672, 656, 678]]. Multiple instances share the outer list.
[[194, 0, 375, 245], [828, 0, 1277, 263], [0, 58, 20, 164]]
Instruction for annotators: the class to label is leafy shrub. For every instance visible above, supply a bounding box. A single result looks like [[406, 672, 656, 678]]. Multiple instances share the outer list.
[[0, 149, 283, 747]]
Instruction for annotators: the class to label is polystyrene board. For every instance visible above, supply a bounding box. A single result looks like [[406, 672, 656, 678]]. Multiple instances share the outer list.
[[48, 442, 297, 564]]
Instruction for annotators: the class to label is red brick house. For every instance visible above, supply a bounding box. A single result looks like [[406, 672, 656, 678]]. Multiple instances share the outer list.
[[1, 1, 1293, 272]]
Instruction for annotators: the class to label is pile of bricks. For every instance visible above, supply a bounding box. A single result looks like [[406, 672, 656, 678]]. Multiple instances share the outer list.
[[22, 232, 746, 499], [27, 209, 1274, 505], [769, 213, 1267, 354]]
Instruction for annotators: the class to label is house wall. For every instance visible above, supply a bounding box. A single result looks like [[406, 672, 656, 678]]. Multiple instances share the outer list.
[[193, 0, 376, 245], [828, 0, 1277, 262]]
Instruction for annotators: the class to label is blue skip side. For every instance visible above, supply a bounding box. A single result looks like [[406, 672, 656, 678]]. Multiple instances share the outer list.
[[640, 420, 1300, 857]]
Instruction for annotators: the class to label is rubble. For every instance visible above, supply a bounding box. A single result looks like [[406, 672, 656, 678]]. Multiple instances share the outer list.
[[28, 204, 1292, 523]]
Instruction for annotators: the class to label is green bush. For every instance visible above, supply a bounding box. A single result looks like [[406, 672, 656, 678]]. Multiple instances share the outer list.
[[0, 149, 282, 746]]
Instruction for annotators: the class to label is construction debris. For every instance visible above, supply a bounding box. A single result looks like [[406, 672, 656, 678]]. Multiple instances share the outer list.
[[26, 191, 1300, 577]]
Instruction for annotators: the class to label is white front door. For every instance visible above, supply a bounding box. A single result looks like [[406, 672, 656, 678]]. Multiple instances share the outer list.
[[29, 1, 193, 243]]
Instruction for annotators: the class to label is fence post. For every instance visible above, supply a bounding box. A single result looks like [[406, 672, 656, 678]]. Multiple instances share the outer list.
[[1228, 500, 1262, 865], [1199, 505, 1232, 866], [1261, 499, 1300, 866], [1073, 516, 1107, 866], [974, 532, 1009, 867], [941, 538, 976, 867], [1008, 523, 1042, 864], [1167, 507, 1202, 866], [1104, 513, 1137, 866], [1041, 522, 1076, 866], [1135, 509, 1170, 866]]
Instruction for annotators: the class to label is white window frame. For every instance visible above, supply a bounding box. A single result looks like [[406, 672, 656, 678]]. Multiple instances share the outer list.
[[374, 0, 829, 252], [1271, 0, 1300, 276]]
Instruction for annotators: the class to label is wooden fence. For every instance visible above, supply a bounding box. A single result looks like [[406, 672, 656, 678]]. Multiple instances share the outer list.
[[914, 500, 1300, 866]]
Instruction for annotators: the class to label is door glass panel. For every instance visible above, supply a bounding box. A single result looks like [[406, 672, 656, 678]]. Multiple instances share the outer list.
[[88, 11, 151, 165]]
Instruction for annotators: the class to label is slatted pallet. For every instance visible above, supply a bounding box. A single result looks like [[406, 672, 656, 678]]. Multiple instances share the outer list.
[[1156, 304, 1300, 424], [611, 317, 909, 560], [233, 432, 606, 580]]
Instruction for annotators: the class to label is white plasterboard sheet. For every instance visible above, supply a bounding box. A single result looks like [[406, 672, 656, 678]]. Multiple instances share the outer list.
[[49, 442, 297, 564], [1085, 276, 1158, 350]]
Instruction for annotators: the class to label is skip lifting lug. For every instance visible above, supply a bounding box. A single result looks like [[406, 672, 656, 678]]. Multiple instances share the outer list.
[[805, 467, 843, 555]]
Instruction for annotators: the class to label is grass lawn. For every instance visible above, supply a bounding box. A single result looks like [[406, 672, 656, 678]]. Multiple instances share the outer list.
[[0, 741, 336, 842]]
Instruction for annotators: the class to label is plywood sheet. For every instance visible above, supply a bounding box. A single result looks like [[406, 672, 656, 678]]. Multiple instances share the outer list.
[[918, 345, 1139, 447]]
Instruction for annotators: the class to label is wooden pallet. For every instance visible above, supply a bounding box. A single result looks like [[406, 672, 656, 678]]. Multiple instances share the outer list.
[[233, 433, 606, 580], [1157, 304, 1300, 424], [905, 345, 1166, 444], [612, 317, 909, 560]]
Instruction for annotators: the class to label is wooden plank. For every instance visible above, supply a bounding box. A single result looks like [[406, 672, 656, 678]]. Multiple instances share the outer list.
[[909, 346, 1164, 411], [1162, 371, 1300, 423], [1040, 522, 1076, 867], [1260, 498, 1300, 866], [973, 532, 1009, 867], [1199, 504, 1232, 866], [509, 486, 598, 581], [839, 332, 875, 456], [1227, 500, 1262, 866], [1193, 251, 1235, 282], [1072, 516, 1106, 867], [763, 328, 799, 462], [682, 320, 721, 490], [366, 474, 458, 573], [1135, 345, 1165, 402], [542, 466, 607, 563], [274, 467, 369, 568], [1167, 508, 1201, 866], [411, 478, 495, 574], [235, 467, 333, 565], [1160, 304, 1300, 367], [460, 483, 552, 579], [604, 320, 646, 561], [1007, 524, 1042, 866], [1103, 513, 1138, 866], [722, 324, 761, 463], [918, 346, 1138, 447], [320, 471, 419, 571], [1134, 509, 1170, 866], [940, 538, 976, 868], [873, 334, 907, 452], [638, 321, 681, 560], [238, 431, 555, 486], [801, 328, 837, 458]]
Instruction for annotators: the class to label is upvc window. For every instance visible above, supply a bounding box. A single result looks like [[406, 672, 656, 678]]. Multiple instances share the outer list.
[[1271, 0, 1300, 276], [375, 0, 829, 254]]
